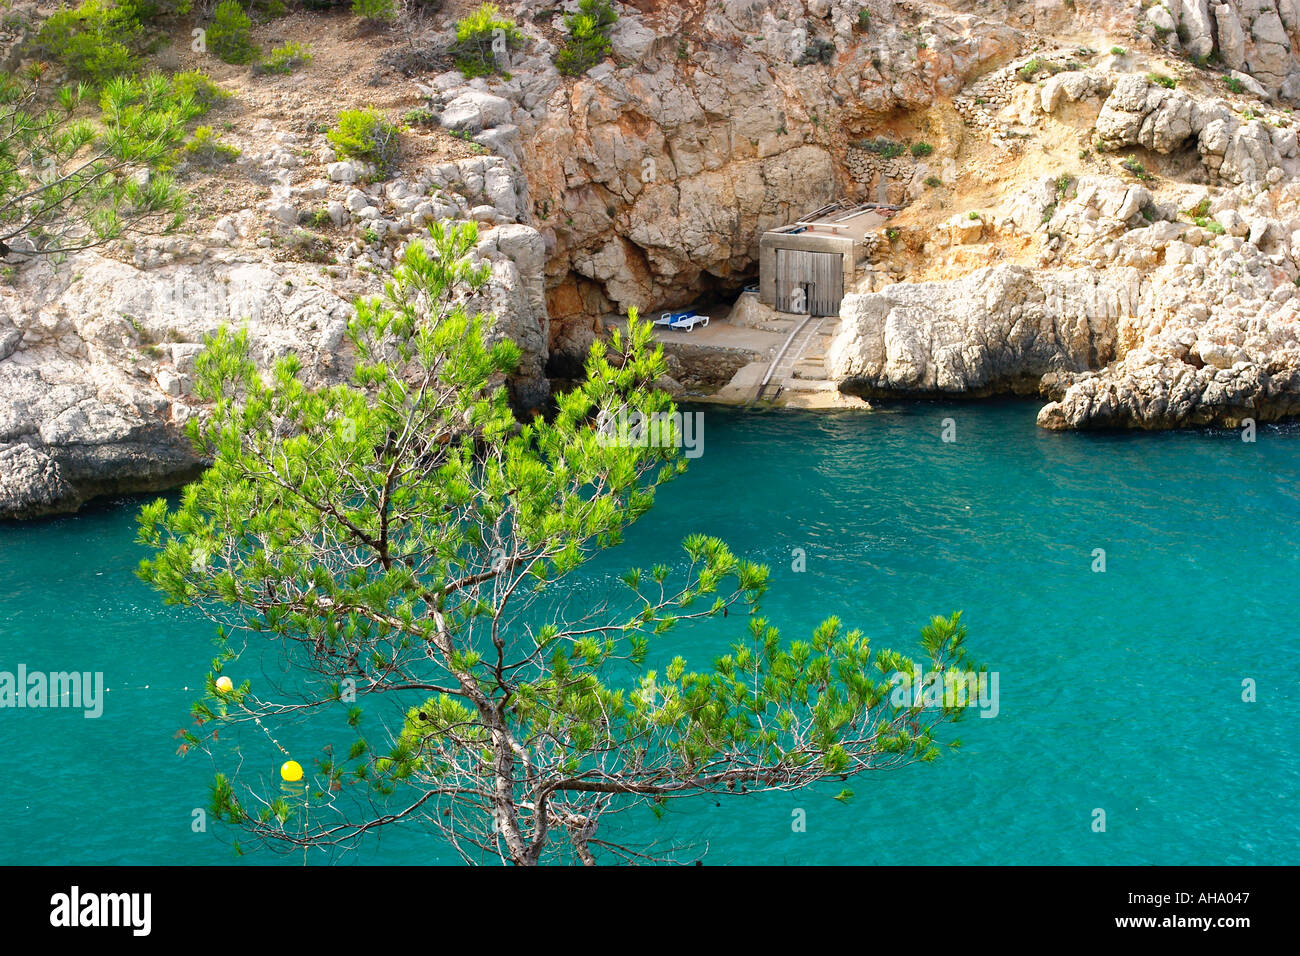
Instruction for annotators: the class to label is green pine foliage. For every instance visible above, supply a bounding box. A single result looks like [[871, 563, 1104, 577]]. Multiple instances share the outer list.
[[0, 70, 195, 257], [136, 220, 974, 865], [555, 0, 617, 77], [208, 0, 257, 65], [31, 0, 199, 84], [170, 70, 231, 111], [351, 0, 395, 23], [325, 108, 399, 174], [451, 2, 524, 78], [118, 0, 193, 20], [32, 0, 143, 83]]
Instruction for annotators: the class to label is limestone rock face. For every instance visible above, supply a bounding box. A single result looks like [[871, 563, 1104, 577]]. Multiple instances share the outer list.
[[489, 0, 1019, 350], [1040, 69, 1113, 113], [1065, 72, 1300, 185], [828, 266, 1128, 397], [1036, 357, 1300, 430], [1167, 0, 1300, 99], [830, 166, 1300, 430], [0, 443, 74, 519], [439, 90, 514, 133], [0, 255, 353, 518], [1092, 79, 1228, 174], [1181, 0, 1218, 60], [15, 0, 1300, 519], [0, 85, 562, 518]]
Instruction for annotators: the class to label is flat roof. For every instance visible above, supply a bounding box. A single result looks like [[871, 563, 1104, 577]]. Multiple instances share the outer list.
[[765, 200, 898, 243]]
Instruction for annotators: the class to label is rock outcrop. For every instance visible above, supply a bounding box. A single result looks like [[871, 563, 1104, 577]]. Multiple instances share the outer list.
[[829, 265, 1129, 397], [411, 0, 1021, 352], [830, 163, 1300, 429], [1085, 73, 1299, 185], [0, 255, 353, 518], [0, 145, 550, 518]]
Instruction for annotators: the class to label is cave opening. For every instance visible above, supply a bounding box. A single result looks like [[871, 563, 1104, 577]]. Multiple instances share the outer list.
[[542, 264, 758, 390], [672, 266, 759, 320]]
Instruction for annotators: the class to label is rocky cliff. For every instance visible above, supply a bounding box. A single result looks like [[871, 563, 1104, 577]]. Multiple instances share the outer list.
[[7, 0, 1300, 517], [353, 0, 1300, 428], [824, 40, 1300, 430]]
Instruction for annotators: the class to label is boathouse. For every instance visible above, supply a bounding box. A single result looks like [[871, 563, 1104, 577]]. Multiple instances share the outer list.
[[757, 201, 894, 316]]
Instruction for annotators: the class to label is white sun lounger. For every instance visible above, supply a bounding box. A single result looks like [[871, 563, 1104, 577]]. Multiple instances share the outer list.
[[656, 309, 694, 326], [669, 313, 709, 331]]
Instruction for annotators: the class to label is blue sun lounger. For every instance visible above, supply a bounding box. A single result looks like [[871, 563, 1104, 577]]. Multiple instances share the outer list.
[[656, 309, 695, 326]]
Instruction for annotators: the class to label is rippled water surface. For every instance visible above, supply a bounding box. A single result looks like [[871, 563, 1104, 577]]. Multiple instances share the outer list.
[[1, 400, 1296, 864]]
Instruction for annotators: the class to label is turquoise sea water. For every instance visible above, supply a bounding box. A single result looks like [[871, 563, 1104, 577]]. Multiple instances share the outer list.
[[1, 400, 1297, 865]]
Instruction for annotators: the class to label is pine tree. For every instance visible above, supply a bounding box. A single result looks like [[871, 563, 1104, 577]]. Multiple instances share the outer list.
[[138, 220, 973, 865], [0, 68, 191, 258]]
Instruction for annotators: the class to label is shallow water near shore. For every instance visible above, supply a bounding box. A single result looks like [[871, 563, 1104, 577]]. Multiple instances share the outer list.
[[1, 399, 1297, 864]]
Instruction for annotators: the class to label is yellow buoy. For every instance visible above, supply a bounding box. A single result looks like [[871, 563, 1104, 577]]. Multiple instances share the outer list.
[[215, 676, 233, 693], [280, 760, 303, 782]]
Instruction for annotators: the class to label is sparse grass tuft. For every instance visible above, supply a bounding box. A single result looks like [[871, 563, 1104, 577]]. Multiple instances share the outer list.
[[1122, 157, 1152, 181], [182, 126, 240, 165], [258, 41, 313, 75]]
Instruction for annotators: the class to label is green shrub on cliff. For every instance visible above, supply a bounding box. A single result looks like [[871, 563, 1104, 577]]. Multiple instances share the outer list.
[[555, 0, 617, 77], [796, 36, 836, 66], [119, 0, 192, 18], [451, 3, 524, 78], [326, 108, 399, 174], [182, 125, 240, 165], [1122, 157, 1152, 181], [32, 1, 142, 83], [31, 0, 200, 83], [858, 136, 904, 159], [208, 1, 257, 65], [1016, 57, 1045, 81], [258, 41, 313, 74], [170, 70, 230, 112]]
